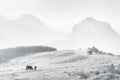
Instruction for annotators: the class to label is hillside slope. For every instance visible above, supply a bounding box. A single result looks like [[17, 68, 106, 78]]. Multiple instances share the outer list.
[[0, 49, 120, 80], [0, 46, 57, 63]]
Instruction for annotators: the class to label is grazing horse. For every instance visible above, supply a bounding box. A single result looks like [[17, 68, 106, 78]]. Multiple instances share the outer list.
[[26, 65, 33, 70], [34, 66, 37, 70]]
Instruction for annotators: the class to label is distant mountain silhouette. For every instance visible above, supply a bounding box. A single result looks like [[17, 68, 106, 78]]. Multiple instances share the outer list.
[[0, 14, 64, 48], [52, 17, 120, 54]]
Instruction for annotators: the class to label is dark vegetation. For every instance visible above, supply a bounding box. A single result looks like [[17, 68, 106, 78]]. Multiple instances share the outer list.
[[87, 46, 114, 56], [0, 46, 57, 62]]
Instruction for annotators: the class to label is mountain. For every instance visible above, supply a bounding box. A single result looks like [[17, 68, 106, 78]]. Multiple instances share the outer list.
[[52, 17, 120, 54], [72, 17, 119, 38], [13, 14, 63, 43], [14, 14, 51, 35], [0, 15, 64, 48]]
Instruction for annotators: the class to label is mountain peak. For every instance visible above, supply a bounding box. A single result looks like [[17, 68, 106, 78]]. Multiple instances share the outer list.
[[16, 14, 43, 23], [83, 17, 96, 22], [21, 14, 38, 19], [72, 17, 116, 35], [15, 14, 45, 27], [17, 14, 37, 19]]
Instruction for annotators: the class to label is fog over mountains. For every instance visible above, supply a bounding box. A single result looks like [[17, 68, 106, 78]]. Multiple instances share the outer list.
[[51, 17, 120, 54], [0, 15, 119, 54], [0, 15, 64, 48]]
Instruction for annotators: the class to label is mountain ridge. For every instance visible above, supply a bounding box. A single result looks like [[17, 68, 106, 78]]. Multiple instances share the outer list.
[[51, 17, 120, 54], [0, 14, 65, 48]]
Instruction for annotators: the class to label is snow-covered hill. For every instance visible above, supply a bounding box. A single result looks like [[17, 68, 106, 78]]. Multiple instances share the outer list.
[[51, 17, 120, 54], [0, 49, 120, 80]]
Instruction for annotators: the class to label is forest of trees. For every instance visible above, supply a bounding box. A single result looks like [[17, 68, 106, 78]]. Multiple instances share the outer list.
[[0, 46, 57, 62]]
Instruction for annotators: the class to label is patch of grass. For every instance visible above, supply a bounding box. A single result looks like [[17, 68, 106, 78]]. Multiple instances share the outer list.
[[92, 73, 120, 80], [78, 71, 90, 79], [59, 55, 88, 63], [67, 71, 90, 79]]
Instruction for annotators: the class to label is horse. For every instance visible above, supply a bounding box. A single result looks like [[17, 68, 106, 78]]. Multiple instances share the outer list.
[[26, 65, 33, 70], [34, 66, 37, 70]]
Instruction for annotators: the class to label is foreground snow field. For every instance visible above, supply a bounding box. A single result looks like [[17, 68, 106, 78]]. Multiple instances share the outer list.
[[0, 49, 120, 80]]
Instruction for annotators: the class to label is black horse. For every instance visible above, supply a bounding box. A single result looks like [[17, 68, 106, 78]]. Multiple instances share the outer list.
[[34, 66, 37, 70], [26, 65, 33, 70]]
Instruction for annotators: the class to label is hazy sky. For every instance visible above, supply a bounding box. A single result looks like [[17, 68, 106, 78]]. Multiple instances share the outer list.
[[0, 0, 120, 34]]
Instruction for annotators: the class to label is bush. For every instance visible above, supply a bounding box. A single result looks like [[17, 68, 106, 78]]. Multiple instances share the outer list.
[[87, 46, 114, 55], [67, 71, 90, 79], [78, 71, 90, 79], [90, 70, 100, 75], [108, 64, 115, 73], [114, 64, 120, 74], [88, 47, 99, 55], [93, 73, 120, 80]]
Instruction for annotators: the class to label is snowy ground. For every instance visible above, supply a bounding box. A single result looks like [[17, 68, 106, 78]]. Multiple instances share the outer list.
[[0, 49, 120, 80]]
